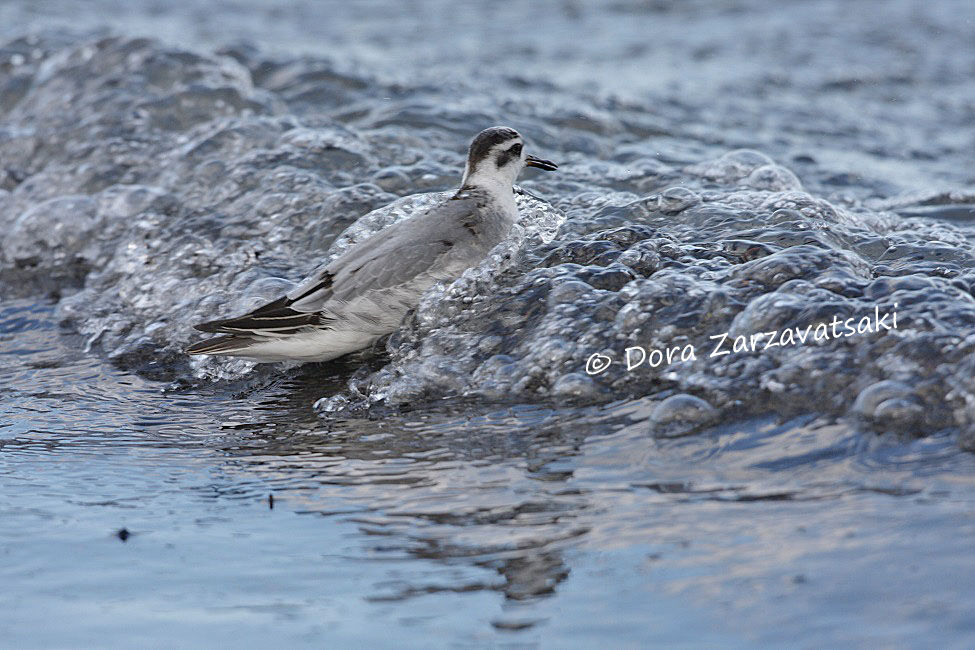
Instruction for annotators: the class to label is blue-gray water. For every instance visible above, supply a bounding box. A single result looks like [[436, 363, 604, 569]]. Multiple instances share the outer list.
[[2, 1, 975, 647]]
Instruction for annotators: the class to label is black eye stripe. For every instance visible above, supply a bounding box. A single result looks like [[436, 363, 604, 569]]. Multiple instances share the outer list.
[[494, 142, 522, 167]]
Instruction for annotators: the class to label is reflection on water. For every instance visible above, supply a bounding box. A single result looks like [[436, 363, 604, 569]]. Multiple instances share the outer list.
[[4, 300, 975, 646]]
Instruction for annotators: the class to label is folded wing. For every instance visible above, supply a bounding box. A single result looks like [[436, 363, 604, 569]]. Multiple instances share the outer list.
[[191, 196, 478, 340]]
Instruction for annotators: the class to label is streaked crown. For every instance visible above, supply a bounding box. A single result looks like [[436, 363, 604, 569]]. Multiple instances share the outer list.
[[466, 126, 522, 171]]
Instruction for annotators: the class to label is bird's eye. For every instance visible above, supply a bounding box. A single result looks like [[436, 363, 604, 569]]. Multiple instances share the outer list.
[[508, 143, 523, 156]]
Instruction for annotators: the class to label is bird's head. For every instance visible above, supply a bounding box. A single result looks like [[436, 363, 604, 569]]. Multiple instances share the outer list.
[[460, 126, 557, 191]]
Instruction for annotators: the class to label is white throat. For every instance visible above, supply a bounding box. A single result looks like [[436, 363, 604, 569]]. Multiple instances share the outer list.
[[460, 164, 520, 216]]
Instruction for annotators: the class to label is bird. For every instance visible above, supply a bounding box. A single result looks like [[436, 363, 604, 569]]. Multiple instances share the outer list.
[[185, 126, 558, 362]]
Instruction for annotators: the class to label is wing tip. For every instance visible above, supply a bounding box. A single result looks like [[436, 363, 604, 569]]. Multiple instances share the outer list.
[[193, 321, 221, 333], [185, 335, 254, 356]]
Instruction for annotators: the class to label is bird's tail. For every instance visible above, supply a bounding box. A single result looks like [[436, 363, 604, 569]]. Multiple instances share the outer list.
[[185, 335, 257, 356]]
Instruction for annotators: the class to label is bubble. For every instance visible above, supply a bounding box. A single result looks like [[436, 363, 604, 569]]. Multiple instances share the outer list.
[[650, 394, 718, 438], [8, 195, 99, 265], [657, 187, 700, 215], [551, 373, 601, 398], [853, 380, 916, 419], [744, 164, 803, 192], [686, 149, 774, 182]]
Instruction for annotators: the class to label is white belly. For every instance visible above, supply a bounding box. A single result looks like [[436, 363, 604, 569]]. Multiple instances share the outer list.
[[238, 328, 381, 362]]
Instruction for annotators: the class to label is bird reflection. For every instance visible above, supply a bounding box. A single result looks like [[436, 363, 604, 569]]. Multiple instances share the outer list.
[[201, 373, 607, 609]]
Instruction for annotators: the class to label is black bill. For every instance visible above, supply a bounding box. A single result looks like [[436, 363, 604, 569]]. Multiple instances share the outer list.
[[525, 154, 558, 171]]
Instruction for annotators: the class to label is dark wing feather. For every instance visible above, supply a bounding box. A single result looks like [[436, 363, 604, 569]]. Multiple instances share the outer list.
[[193, 273, 333, 334], [185, 334, 257, 355], [193, 309, 321, 334], [283, 271, 335, 309]]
